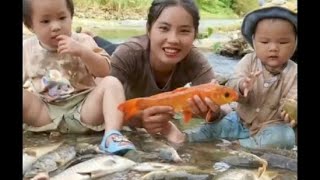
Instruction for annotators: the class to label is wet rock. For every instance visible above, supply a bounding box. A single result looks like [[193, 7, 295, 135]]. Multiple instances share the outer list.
[[217, 31, 253, 58]]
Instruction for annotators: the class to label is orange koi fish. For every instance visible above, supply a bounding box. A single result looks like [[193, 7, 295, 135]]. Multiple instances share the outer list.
[[118, 83, 238, 123]]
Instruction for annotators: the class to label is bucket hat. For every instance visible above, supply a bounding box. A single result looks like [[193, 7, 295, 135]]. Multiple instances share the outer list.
[[241, 6, 297, 47]]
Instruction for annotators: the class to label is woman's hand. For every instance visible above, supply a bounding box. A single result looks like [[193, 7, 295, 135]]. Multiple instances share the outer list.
[[141, 106, 175, 134], [187, 96, 221, 122]]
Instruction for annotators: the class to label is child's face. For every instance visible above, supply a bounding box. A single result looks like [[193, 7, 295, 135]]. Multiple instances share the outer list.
[[29, 0, 72, 49], [149, 5, 196, 67], [253, 19, 296, 70]]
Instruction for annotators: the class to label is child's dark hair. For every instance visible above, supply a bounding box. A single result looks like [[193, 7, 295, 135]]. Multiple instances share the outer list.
[[146, 0, 200, 37], [23, 0, 74, 29]]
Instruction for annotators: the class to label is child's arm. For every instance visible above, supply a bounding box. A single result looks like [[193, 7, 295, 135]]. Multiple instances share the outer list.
[[226, 53, 259, 103], [56, 35, 110, 78]]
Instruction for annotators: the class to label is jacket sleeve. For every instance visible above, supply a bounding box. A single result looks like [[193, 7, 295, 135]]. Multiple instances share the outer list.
[[225, 53, 254, 103]]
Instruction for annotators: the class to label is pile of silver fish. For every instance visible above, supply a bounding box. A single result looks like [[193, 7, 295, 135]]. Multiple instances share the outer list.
[[23, 128, 297, 180]]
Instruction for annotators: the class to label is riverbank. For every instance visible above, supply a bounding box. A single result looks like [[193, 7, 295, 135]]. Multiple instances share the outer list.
[[73, 0, 241, 20]]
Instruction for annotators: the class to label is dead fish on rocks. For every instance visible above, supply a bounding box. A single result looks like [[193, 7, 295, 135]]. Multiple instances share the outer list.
[[50, 154, 99, 177], [24, 144, 76, 178], [220, 150, 268, 177], [141, 165, 214, 180], [123, 128, 182, 162], [213, 169, 275, 180], [23, 141, 64, 175], [131, 162, 174, 172], [244, 147, 297, 160], [242, 147, 297, 172], [260, 153, 297, 172], [124, 149, 160, 163], [75, 143, 103, 155], [51, 154, 136, 179]]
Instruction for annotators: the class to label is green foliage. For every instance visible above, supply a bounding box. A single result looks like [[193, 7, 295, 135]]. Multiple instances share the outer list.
[[74, 0, 151, 12], [197, 27, 214, 39], [74, 0, 262, 19], [212, 42, 223, 53], [196, 0, 236, 18], [231, 0, 260, 17], [207, 27, 213, 36]]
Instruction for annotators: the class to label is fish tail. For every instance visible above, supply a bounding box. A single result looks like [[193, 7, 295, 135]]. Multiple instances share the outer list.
[[118, 99, 140, 122]]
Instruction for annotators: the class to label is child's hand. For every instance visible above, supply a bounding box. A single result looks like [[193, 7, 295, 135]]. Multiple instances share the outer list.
[[281, 99, 297, 127], [56, 35, 85, 57], [240, 70, 262, 97], [281, 110, 296, 127]]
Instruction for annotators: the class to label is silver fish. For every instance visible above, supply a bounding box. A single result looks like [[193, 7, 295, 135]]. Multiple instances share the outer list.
[[261, 153, 297, 172], [141, 166, 213, 180], [213, 169, 280, 180], [23, 141, 64, 175], [244, 147, 297, 159], [51, 154, 136, 179], [221, 150, 268, 177], [24, 144, 76, 178], [131, 162, 173, 172], [123, 128, 182, 162], [243, 147, 297, 172], [50, 154, 99, 177]]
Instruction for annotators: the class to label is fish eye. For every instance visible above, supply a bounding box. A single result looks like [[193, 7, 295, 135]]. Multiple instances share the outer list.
[[224, 92, 230, 98]]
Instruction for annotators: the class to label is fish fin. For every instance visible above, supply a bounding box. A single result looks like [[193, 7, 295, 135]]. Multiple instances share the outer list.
[[118, 99, 140, 122], [77, 169, 104, 178], [90, 169, 108, 178], [56, 159, 65, 166], [205, 110, 212, 122], [183, 111, 193, 123]]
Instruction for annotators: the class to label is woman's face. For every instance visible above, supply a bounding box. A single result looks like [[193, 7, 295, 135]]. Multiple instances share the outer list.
[[149, 5, 196, 67]]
